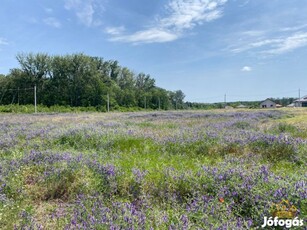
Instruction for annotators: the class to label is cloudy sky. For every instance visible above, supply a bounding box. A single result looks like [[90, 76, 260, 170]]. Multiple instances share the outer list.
[[1, 0, 307, 102]]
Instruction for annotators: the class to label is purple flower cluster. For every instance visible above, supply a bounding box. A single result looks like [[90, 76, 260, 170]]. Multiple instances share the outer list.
[[1, 110, 306, 229]]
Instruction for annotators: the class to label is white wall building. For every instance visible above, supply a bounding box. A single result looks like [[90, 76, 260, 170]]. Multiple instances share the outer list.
[[294, 95, 307, 107], [260, 99, 276, 108]]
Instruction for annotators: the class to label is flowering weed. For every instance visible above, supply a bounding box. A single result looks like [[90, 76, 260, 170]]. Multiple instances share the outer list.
[[0, 110, 306, 229]]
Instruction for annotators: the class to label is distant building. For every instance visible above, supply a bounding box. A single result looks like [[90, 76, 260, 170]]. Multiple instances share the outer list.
[[294, 95, 307, 107], [276, 104, 283, 108], [236, 104, 248, 109], [260, 99, 276, 108], [287, 103, 295, 107]]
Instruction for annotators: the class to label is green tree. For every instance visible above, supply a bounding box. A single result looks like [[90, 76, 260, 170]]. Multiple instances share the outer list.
[[135, 73, 155, 91], [169, 90, 185, 109], [1, 52, 185, 111]]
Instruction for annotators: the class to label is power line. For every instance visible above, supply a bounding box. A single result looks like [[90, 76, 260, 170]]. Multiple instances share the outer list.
[[34, 85, 37, 113], [0, 86, 37, 112], [189, 89, 302, 103], [107, 93, 110, 112], [228, 90, 298, 98], [0, 87, 34, 91]]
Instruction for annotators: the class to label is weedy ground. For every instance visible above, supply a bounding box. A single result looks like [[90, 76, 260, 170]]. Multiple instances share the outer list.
[[0, 108, 306, 229]]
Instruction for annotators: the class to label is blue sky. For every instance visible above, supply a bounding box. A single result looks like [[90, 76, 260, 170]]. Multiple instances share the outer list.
[[1, 0, 307, 103]]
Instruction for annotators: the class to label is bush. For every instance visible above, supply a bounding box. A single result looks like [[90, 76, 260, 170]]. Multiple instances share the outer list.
[[250, 140, 297, 162]]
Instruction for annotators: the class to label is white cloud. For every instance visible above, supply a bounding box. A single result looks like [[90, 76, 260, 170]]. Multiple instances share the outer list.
[[0, 38, 9, 46], [250, 39, 282, 48], [280, 24, 307, 32], [263, 32, 307, 55], [43, 17, 62, 28], [241, 66, 252, 72], [64, 0, 103, 27], [241, 30, 265, 37], [239, 0, 250, 7], [105, 26, 126, 35], [230, 29, 307, 56], [108, 0, 228, 44], [110, 28, 178, 44], [161, 0, 226, 30]]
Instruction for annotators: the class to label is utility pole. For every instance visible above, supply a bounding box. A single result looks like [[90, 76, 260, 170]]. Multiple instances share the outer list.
[[224, 94, 226, 107], [17, 87, 19, 105], [34, 85, 37, 113], [107, 93, 110, 112], [299, 88, 301, 107], [158, 97, 161, 110], [144, 96, 147, 109]]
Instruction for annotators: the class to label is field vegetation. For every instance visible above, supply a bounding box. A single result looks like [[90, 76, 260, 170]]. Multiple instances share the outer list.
[[0, 109, 306, 229]]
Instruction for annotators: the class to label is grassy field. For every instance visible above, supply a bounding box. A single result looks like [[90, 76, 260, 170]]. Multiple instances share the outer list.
[[0, 109, 306, 229]]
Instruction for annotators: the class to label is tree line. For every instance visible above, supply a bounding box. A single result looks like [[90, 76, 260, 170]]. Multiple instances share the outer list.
[[0, 53, 185, 111]]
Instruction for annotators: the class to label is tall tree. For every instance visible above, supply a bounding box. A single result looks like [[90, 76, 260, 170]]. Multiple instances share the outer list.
[[135, 73, 155, 91], [1, 52, 185, 110]]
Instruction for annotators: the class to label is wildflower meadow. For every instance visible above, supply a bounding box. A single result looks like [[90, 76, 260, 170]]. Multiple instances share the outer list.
[[0, 109, 306, 229]]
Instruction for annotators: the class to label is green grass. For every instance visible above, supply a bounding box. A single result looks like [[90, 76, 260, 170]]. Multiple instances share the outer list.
[[1, 109, 306, 229], [268, 122, 307, 138]]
